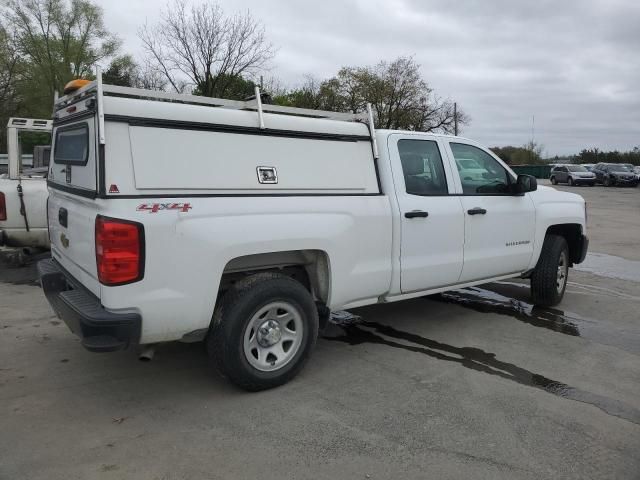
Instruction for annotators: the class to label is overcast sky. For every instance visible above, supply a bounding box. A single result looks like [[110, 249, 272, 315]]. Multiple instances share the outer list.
[[101, 0, 639, 156]]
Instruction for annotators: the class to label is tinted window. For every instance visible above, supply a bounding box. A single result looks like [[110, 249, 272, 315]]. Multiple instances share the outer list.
[[450, 143, 512, 195], [398, 139, 448, 196], [609, 164, 630, 172], [54, 124, 89, 165], [567, 165, 587, 172]]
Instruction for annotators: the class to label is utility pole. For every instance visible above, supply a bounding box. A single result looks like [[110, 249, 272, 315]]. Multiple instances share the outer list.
[[454, 102, 458, 136]]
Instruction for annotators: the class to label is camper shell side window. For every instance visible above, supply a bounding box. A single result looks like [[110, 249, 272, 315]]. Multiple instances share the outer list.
[[54, 123, 89, 166]]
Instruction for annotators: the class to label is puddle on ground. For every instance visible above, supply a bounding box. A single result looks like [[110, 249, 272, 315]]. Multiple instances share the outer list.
[[324, 312, 640, 425], [574, 252, 640, 283], [434, 286, 640, 355], [0, 252, 47, 286]]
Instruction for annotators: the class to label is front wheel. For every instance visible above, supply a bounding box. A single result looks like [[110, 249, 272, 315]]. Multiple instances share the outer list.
[[604, 176, 611, 187], [207, 272, 319, 391], [531, 234, 569, 307], [550, 176, 557, 185], [568, 177, 574, 186]]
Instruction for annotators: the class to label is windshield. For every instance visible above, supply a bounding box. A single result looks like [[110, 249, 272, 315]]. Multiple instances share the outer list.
[[609, 165, 630, 172], [567, 165, 588, 172]]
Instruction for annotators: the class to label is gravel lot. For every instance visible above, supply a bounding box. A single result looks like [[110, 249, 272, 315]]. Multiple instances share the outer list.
[[1, 182, 639, 480]]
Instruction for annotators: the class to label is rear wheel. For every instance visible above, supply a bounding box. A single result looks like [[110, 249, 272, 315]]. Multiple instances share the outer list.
[[207, 272, 318, 391], [531, 234, 569, 307]]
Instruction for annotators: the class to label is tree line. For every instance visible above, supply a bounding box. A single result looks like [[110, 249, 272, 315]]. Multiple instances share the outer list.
[[492, 143, 640, 166], [0, 0, 467, 153]]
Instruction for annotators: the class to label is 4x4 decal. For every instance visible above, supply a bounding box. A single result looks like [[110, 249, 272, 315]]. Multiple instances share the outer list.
[[137, 203, 192, 213]]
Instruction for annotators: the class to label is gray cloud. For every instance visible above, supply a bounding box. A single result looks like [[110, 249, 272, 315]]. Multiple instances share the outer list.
[[102, 0, 640, 155]]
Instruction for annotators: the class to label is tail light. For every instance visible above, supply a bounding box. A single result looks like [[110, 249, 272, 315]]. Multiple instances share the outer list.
[[0, 192, 6, 221], [95, 216, 144, 286]]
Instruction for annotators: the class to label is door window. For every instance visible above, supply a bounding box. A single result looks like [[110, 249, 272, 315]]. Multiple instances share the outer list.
[[450, 143, 512, 195], [398, 139, 448, 196]]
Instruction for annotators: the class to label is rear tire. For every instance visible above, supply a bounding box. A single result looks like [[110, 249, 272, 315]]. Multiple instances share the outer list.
[[531, 234, 569, 307], [207, 272, 318, 391]]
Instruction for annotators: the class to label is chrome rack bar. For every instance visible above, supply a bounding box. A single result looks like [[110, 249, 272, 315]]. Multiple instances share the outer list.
[[366, 103, 379, 159], [96, 66, 105, 145], [254, 86, 265, 129]]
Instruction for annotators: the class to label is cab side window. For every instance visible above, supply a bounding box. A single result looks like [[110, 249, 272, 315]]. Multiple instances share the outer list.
[[398, 139, 448, 196], [450, 143, 512, 195]]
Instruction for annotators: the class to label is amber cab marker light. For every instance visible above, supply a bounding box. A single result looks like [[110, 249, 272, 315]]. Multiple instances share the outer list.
[[63, 79, 91, 95]]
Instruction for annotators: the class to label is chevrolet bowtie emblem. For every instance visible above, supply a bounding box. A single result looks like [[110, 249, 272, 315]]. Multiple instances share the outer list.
[[60, 233, 70, 249]]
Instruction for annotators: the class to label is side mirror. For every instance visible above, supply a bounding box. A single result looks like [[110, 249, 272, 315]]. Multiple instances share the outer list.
[[513, 174, 537, 194]]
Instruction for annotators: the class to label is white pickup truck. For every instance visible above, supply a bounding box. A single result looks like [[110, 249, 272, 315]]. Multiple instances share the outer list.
[[0, 118, 52, 248], [38, 73, 588, 391]]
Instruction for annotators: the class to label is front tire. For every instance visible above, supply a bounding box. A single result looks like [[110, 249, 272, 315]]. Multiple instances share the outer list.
[[568, 177, 574, 186], [550, 176, 557, 185], [604, 176, 611, 187], [207, 272, 319, 391], [531, 234, 569, 307]]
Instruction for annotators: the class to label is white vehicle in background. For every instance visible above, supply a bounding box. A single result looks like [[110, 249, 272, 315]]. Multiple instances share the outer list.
[[455, 157, 485, 181], [38, 72, 589, 391], [0, 118, 52, 248]]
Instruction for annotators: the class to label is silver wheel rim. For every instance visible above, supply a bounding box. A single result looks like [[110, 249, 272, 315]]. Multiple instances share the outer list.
[[557, 250, 568, 294], [243, 301, 304, 372]]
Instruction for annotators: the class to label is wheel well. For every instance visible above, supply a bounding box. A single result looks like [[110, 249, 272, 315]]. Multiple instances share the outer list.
[[220, 250, 330, 305], [546, 224, 582, 265]]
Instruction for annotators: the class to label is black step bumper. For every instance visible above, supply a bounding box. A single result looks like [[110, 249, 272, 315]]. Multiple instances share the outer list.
[[37, 259, 141, 352]]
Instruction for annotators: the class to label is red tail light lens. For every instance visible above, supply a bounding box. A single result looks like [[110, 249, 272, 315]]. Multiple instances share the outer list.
[[0, 192, 6, 221], [95, 216, 144, 285]]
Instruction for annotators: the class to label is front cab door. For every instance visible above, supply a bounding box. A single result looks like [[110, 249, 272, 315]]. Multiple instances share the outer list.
[[390, 135, 465, 293], [446, 141, 536, 282]]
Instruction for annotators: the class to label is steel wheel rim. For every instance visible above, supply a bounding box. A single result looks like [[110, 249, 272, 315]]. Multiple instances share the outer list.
[[243, 301, 304, 372], [557, 250, 568, 294]]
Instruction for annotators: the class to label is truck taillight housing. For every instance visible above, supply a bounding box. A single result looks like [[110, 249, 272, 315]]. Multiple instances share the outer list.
[[95, 216, 144, 286], [0, 192, 6, 221]]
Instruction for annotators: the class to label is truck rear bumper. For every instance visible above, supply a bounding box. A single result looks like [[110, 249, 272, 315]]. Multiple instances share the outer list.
[[37, 258, 141, 352]]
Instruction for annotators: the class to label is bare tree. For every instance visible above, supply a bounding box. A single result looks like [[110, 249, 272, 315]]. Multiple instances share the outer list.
[[139, 0, 274, 97]]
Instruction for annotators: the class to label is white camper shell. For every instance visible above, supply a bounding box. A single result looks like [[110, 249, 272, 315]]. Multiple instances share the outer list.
[[39, 70, 589, 391]]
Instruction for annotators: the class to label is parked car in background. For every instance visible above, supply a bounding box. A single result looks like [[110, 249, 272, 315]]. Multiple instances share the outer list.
[[620, 164, 640, 182], [592, 163, 638, 187], [581, 163, 595, 172], [550, 165, 595, 186]]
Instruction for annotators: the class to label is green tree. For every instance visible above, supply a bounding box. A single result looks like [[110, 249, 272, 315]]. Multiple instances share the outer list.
[[0, 23, 22, 153], [274, 57, 468, 134], [6, 0, 119, 102], [103, 54, 137, 87], [491, 142, 545, 165]]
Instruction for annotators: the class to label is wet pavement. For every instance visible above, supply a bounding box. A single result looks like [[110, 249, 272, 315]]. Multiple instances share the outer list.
[[1, 183, 640, 480]]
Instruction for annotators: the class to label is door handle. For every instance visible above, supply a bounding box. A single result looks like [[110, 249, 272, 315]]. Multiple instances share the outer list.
[[467, 207, 487, 215], [405, 210, 429, 219]]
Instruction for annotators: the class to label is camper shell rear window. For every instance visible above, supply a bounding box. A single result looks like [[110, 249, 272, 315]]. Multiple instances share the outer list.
[[54, 124, 89, 165]]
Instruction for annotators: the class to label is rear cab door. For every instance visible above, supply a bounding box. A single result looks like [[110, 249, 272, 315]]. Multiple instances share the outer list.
[[48, 94, 101, 295], [388, 133, 465, 293], [443, 140, 536, 282]]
